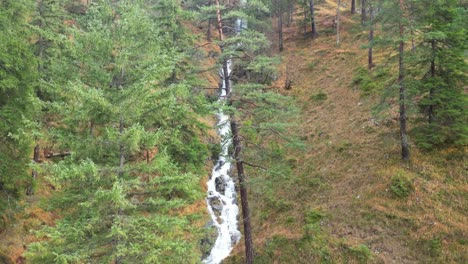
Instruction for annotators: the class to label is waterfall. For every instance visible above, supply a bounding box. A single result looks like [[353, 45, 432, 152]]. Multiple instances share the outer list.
[[203, 60, 241, 264], [204, 4, 246, 263]]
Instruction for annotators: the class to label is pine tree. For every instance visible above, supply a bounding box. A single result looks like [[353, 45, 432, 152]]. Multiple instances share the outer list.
[[0, 0, 38, 198], [26, 1, 208, 262], [409, 0, 467, 149]]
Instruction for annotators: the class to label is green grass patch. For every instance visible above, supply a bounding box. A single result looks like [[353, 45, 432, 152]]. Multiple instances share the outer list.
[[310, 90, 328, 101], [389, 170, 414, 198]]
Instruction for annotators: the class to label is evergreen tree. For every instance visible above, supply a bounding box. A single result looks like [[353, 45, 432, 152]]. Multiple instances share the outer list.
[[409, 0, 467, 149], [26, 1, 208, 262], [26, 0, 71, 195], [367, 0, 412, 160], [0, 0, 38, 198]]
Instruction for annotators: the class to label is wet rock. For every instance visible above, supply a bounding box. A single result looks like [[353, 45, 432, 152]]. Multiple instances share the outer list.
[[208, 197, 223, 216], [231, 232, 241, 244], [205, 220, 215, 228], [212, 204, 223, 214], [214, 160, 224, 171], [200, 224, 218, 260], [215, 177, 226, 194]]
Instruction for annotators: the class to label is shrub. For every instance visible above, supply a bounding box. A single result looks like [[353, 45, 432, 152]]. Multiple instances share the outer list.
[[310, 91, 328, 101], [350, 244, 373, 264], [390, 171, 414, 198]]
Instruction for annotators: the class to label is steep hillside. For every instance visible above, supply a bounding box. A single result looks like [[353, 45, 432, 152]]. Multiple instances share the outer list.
[[227, 1, 466, 263]]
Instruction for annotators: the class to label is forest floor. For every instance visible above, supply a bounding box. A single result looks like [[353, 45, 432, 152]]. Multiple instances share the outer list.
[[227, 1, 467, 263]]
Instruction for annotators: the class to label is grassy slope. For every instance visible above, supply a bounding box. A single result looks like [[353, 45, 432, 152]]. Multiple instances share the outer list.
[[227, 1, 466, 263]]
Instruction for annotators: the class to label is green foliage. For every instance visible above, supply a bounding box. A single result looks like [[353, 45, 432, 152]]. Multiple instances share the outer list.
[[352, 67, 379, 95], [305, 209, 324, 225], [408, 0, 467, 150], [310, 90, 328, 101], [24, 0, 208, 261], [0, 0, 38, 197], [425, 237, 442, 257], [368, 0, 467, 150], [349, 244, 373, 264], [389, 171, 414, 198]]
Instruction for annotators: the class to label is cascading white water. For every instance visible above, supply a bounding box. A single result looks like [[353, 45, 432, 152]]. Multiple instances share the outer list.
[[203, 60, 241, 264], [204, 3, 247, 262]]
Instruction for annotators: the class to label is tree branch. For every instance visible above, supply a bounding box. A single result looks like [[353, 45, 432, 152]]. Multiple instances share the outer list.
[[242, 161, 267, 170]]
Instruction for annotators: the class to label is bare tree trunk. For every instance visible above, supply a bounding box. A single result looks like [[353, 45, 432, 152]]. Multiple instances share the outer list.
[[309, 0, 318, 38], [336, 0, 341, 46], [361, 0, 367, 24], [278, 13, 284, 51], [303, 6, 308, 37], [428, 40, 435, 124], [287, 1, 294, 26], [26, 144, 40, 196], [368, 26, 374, 69], [351, 0, 356, 13], [215, 0, 224, 42], [214, 0, 230, 95], [231, 120, 254, 264], [398, 0, 410, 161], [207, 0, 212, 41], [368, 6, 374, 69], [409, 1, 416, 51], [119, 117, 125, 177], [89, 120, 95, 135], [207, 18, 212, 41]]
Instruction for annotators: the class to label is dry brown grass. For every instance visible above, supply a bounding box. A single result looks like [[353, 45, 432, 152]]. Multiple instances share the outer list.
[[235, 0, 467, 263]]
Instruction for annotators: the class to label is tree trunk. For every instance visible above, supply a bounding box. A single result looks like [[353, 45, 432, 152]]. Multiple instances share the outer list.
[[26, 144, 40, 196], [215, 0, 224, 42], [303, 6, 308, 37], [309, 0, 318, 38], [278, 13, 284, 51], [398, 0, 410, 161], [207, 0, 212, 41], [368, 6, 374, 69], [336, 0, 341, 46], [428, 40, 435, 124], [207, 18, 212, 41], [287, 1, 294, 26], [361, 0, 366, 24], [119, 117, 125, 176], [231, 120, 254, 264], [351, 0, 356, 13], [368, 25, 374, 69]]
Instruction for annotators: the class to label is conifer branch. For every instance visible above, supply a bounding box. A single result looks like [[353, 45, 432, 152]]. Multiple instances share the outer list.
[[241, 161, 267, 171]]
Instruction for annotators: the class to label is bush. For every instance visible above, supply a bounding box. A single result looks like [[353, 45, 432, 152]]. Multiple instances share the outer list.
[[426, 238, 442, 257], [310, 91, 328, 101], [352, 67, 379, 95], [350, 244, 373, 264], [390, 171, 414, 198]]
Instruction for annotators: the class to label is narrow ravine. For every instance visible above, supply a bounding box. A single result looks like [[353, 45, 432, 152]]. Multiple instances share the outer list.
[[203, 60, 241, 264], [204, 2, 247, 262]]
